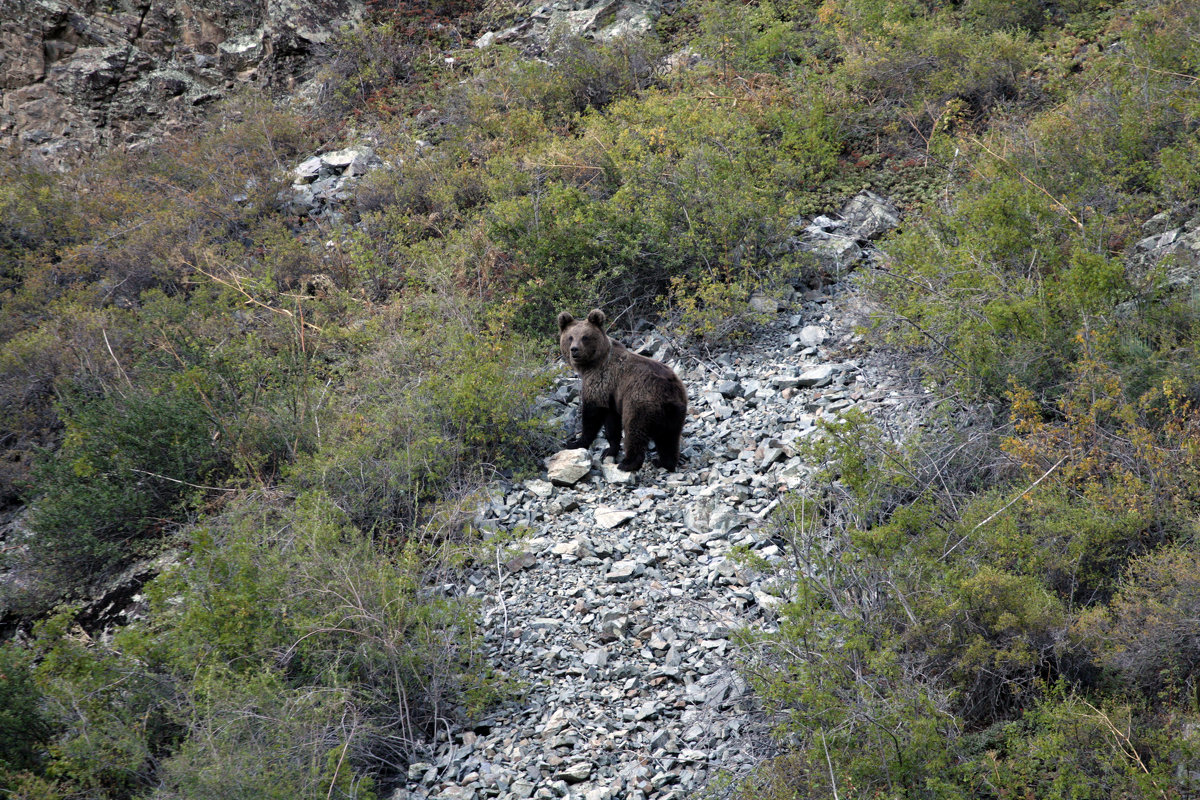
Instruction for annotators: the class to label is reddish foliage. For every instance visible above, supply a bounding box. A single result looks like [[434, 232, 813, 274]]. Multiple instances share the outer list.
[[364, 0, 482, 40]]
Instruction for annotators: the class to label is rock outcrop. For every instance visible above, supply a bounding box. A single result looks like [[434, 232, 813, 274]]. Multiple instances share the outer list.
[[474, 0, 664, 51], [788, 189, 901, 278], [1, 0, 364, 170], [1128, 210, 1200, 291]]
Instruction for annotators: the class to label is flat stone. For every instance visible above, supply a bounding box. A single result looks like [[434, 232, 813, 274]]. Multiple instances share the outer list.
[[601, 462, 635, 484], [605, 560, 643, 582], [321, 146, 372, 170], [595, 506, 636, 529], [546, 449, 592, 485], [505, 552, 538, 573], [554, 762, 593, 783], [294, 156, 323, 183], [796, 365, 835, 387], [551, 539, 590, 558]]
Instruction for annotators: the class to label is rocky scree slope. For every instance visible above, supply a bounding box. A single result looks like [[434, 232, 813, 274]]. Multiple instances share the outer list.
[[392, 199, 932, 800]]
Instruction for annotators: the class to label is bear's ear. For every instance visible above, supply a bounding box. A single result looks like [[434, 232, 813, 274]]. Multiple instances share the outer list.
[[586, 309, 606, 328], [557, 312, 574, 332]]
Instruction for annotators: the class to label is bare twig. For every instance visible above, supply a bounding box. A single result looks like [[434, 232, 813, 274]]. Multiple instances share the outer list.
[[821, 730, 841, 800], [968, 137, 1085, 232], [190, 261, 324, 333], [940, 455, 1067, 561], [102, 329, 134, 393], [128, 468, 238, 493], [1077, 701, 1168, 800]]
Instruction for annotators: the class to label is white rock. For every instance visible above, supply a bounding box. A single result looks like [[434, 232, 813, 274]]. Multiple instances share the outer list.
[[546, 449, 592, 485], [798, 325, 828, 347], [602, 462, 635, 484], [583, 648, 609, 667], [595, 506, 636, 529], [796, 365, 835, 387]]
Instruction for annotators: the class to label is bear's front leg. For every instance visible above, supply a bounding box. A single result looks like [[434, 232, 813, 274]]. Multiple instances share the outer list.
[[565, 404, 607, 450], [617, 421, 650, 472]]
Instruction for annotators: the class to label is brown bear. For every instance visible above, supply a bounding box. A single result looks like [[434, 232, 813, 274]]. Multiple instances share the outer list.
[[558, 309, 688, 472]]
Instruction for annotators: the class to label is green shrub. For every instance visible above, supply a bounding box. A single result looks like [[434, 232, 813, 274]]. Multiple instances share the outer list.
[[485, 85, 839, 330], [1077, 543, 1200, 701], [292, 304, 552, 536], [26, 382, 234, 582], [447, 33, 659, 134], [141, 492, 482, 793], [0, 643, 50, 777], [974, 692, 1186, 800], [693, 0, 810, 77], [5, 611, 179, 800]]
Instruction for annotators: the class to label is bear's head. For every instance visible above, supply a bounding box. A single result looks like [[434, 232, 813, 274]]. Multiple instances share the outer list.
[[558, 309, 611, 369]]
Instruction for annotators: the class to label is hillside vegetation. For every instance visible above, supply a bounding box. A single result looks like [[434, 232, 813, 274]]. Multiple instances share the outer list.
[[2, 0, 1200, 797]]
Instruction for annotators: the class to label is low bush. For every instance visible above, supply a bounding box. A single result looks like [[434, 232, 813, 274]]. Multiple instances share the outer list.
[[483, 84, 840, 331], [291, 301, 552, 537], [25, 382, 234, 583], [1077, 543, 1200, 701], [142, 493, 482, 794], [5, 490, 490, 799], [0, 642, 49, 778]]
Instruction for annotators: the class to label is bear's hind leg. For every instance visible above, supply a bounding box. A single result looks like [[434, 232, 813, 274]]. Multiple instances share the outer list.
[[652, 404, 686, 471], [617, 421, 649, 472], [600, 411, 622, 462], [653, 432, 681, 471]]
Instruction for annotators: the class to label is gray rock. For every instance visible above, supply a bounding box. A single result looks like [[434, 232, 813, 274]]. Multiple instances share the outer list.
[[798, 325, 828, 347], [796, 365, 835, 387], [554, 762, 593, 783], [802, 235, 864, 271], [605, 560, 643, 582], [595, 506, 636, 529], [506, 552, 538, 573], [546, 449, 592, 485], [839, 190, 900, 240], [294, 156, 324, 183], [583, 648, 609, 667], [551, 539, 590, 558]]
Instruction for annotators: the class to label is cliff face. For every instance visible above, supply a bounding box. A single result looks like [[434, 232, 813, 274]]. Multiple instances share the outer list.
[[0, 0, 363, 170]]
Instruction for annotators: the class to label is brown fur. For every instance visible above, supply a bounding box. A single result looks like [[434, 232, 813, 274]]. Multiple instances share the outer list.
[[558, 309, 688, 472]]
